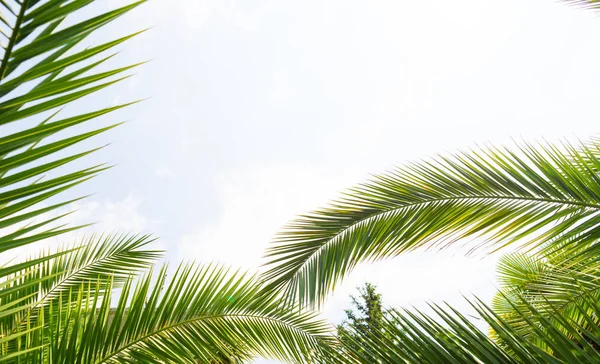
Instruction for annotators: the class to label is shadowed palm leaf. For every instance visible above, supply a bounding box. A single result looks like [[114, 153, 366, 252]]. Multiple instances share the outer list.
[[344, 292, 600, 364], [492, 242, 600, 352]]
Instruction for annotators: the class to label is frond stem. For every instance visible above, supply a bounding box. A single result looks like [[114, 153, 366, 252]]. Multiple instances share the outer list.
[[0, 0, 29, 81]]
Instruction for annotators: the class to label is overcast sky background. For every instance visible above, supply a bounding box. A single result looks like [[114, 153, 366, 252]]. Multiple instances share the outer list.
[[15, 0, 600, 362]]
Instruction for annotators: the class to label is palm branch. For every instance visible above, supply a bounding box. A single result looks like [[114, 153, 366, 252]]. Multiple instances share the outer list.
[[0, 0, 146, 270], [23, 263, 339, 363], [492, 241, 600, 351], [560, 0, 600, 12], [0, 0, 148, 355], [0, 233, 161, 349], [344, 292, 600, 364], [261, 139, 600, 307]]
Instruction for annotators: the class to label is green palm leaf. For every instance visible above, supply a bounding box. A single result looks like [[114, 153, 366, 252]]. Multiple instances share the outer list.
[[262, 140, 600, 307], [0, 1, 148, 358], [0, 233, 161, 359], [344, 293, 600, 364], [492, 243, 600, 351], [0, 0, 146, 276], [28, 263, 338, 363]]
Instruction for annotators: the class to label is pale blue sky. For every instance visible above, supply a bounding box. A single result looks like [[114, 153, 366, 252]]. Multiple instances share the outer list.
[[18, 0, 600, 362]]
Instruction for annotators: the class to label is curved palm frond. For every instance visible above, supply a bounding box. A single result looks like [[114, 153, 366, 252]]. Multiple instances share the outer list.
[[0, 1, 146, 355], [262, 139, 600, 307], [344, 292, 600, 364], [0, 0, 146, 275], [27, 263, 338, 364], [2, 233, 161, 318], [0, 233, 162, 359], [492, 243, 600, 350]]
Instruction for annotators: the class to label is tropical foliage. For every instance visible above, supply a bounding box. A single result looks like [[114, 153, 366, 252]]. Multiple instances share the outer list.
[[26, 263, 335, 363], [491, 243, 600, 353], [337, 283, 392, 358], [1, 0, 600, 363], [0, 0, 334, 362], [262, 139, 600, 308], [262, 134, 600, 361], [342, 294, 600, 364]]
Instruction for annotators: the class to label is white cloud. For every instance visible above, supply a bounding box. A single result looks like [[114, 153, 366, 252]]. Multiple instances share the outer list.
[[154, 164, 174, 178], [177, 0, 263, 30], [269, 68, 295, 104], [105, 0, 263, 31], [70, 194, 151, 232]]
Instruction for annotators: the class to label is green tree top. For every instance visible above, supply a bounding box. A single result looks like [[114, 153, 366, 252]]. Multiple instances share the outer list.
[[337, 282, 395, 359]]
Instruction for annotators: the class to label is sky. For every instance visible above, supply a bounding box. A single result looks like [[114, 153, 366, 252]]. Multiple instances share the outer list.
[[10, 0, 600, 362]]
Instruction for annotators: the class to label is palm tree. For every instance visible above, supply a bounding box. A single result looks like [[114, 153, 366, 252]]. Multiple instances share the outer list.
[[0, 1, 336, 362]]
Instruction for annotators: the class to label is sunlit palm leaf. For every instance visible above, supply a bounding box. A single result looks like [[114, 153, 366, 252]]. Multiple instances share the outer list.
[[0, 0, 146, 274], [262, 140, 600, 307], [0, 1, 147, 358], [25, 263, 338, 363], [492, 243, 600, 351], [0, 233, 161, 359]]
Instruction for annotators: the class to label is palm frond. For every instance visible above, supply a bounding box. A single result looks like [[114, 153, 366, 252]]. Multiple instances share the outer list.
[[28, 263, 338, 363], [0, 233, 161, 359], [262, 139, 600, 307], [492, 244, 600, 350], [0, 0, 146, 276], [345, 292, 600, 364]]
